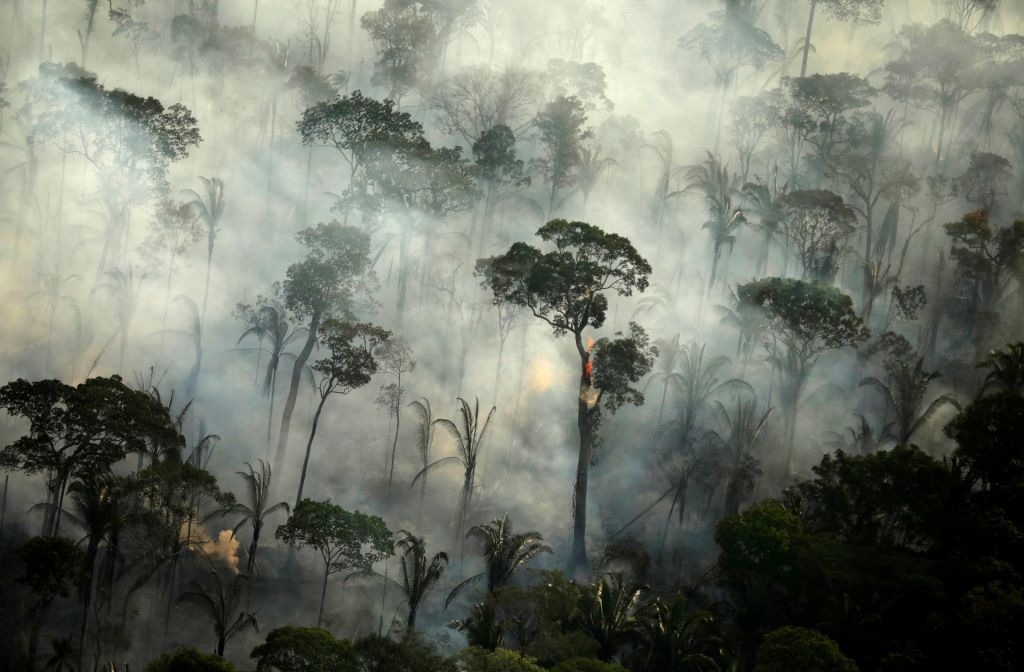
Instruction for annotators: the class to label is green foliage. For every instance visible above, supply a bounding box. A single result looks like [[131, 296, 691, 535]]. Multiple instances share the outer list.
[[396, 530, 448, 629], [298, 90, 426, 176], [785, 446, 949, 548], [314, 320, 391, 395], [716, 501, 803, 577], [455, 647, 545, 672], [534, 96, 592, 196], [551, 658, 627, 672], [283, 222, 374, 321], [145, 647, 236, 672], [737, 278, 868, 354], [250, 626, 357, 672], [978, 342, 1024, 395], [16, 536, 84, 603], [352, 634, 456, 672], [477, 219, 651, 337], [754, 627, 858, 672], [590, 323, 658, 412], [577, 573, 646, 661], [945, 391, 1024, 489], [276, 499, 393, 578]]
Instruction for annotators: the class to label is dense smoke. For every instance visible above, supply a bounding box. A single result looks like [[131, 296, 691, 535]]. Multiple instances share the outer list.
[[1, 0, 1023, 670]]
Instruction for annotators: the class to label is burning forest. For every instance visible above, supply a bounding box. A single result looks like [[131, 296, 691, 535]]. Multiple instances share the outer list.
[[1, 0, 1024, 670]]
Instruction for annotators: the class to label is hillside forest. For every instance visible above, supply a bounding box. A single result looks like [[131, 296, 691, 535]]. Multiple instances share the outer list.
[[1, 1, 1024, 671]]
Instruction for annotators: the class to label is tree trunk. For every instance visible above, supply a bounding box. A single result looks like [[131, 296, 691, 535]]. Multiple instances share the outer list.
[[276, 310, 322, 475], [568, 340, 596, 575], [388, 399, 400, 490], [317, 566, 329, 627], [800, 0, 818, 78], [296, 392, 329, 507], [81, 0, 98, 67], [247, 523, 261, 576]]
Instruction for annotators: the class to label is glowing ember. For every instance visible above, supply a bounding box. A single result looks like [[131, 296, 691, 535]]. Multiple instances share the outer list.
[[585, 359, 593, 379]]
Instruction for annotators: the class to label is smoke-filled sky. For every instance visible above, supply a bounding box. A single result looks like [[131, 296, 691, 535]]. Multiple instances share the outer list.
[[3, 0, 1024, 652]]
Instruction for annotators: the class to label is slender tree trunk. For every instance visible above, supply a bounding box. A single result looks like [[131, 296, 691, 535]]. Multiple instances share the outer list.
[[388, 399, 400, 489], [317, 566, 329, 627], [800, 0, 818, 78], [276, 310, 322, 475], [266, 366, 277, 452], [0, 473, 7, 539], [252, 0, 259, 33], [39, 0, 47, 62], [296, 392, 329, 507]]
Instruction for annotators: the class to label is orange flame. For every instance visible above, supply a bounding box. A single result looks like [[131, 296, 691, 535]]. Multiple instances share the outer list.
[[586, 336, 596, 352], [585, 360, 593, 378], [584, 336, 596, 380]]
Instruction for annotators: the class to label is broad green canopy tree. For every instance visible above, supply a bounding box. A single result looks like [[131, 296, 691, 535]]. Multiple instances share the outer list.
[[275, 222, 374, 474], [478, 219, 656, 572], [276, 499, 393, 627], [0, 375, 181, 536], [21, 62, 201, 274], [251, 626, 358, 672], [737, 278, 868, 474]]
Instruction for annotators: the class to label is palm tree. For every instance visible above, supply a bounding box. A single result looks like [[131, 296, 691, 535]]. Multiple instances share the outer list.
[[713, 396, 771, 518], [235, 302, 308, 447], [742, 171, 787, 277], [644, 131, 686, 232], [714, 287, 765, 363], [645, 334, 687, 426], [685, 152, 745, 296], [412, 398, 496, 551], [221, 461, 289, 576], [95, 266, 145, 372], [977, 342, 1024, 396], [182, 176, 226, 328], [579, 572, 646, 662], [395, 531, 448, 630], [445, 514, 551, 607], [575, 144, 617, 216], [631, 597, 727, 672], [178, 568, 258, 657], [823, 414, 887, 455], [860, 358, 961, 446], [659, 343, 751, 552], [408, 398, 436, 510]]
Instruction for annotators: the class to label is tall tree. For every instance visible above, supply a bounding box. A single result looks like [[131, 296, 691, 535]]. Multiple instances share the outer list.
[[182, 176, 227, 329], [884, 20, 986, 170], [375, 338, 414, 490], [738, 278, 868, 474], [139, 199, 202, 358], [21, 63, 201, 275], [681, 7, 782, 153], [534, 96, 592, 217], [276, 499, 394, 627], [779, 189, 857, 283], [0, 376, 180, 537], [413, 397, 496, 550], [221, 461, 290, 576], [361, 0, 438, 103], [296, 320, 390, 506], [798, 0, 884, 78], [478, 219, 657, 572], [275, 222, 373, 475]]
